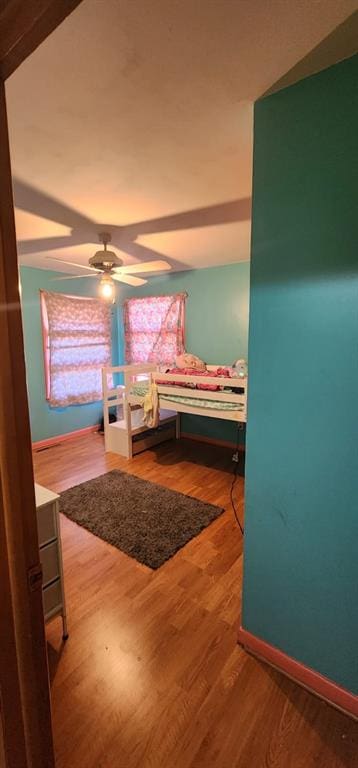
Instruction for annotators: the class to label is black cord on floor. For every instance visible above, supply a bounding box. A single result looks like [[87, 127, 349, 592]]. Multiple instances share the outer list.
[[231, 423, 244, 535]]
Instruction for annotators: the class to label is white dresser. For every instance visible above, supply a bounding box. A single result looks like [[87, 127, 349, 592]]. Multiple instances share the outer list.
[[35, 483, 68, 639]]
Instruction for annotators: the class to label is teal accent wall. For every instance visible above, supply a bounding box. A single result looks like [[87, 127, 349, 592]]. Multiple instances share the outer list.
[[20, 266, 119, 442], [243, 55, 358, 693], [117, 261, 250, 443], [20, 262, 249, 444]]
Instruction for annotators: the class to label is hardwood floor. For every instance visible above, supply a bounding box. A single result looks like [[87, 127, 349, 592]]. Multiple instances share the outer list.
[[33, 433, 357, 768]]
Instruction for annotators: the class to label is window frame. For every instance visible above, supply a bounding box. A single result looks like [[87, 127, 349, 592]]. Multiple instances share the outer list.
[[40, 290, 110, 404], [40, 290, 51, 400], [123, 292, 186, 365]]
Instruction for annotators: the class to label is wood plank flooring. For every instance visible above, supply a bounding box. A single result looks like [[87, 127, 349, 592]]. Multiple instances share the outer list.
[[33, 433, 358, 768]]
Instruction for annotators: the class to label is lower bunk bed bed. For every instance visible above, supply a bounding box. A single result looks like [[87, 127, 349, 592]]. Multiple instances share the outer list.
[[101, 364, 247, 459]]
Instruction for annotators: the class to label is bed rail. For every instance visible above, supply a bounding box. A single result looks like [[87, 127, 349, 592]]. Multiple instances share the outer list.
[[151, 370, 247, 421]]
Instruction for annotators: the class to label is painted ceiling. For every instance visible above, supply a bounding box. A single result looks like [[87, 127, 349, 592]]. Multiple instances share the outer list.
[[6, 0, 357, 274]]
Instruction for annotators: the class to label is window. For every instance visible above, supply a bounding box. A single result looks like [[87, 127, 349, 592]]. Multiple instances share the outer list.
[[40, 290, 112, 407], [123, 293, 186, 364]]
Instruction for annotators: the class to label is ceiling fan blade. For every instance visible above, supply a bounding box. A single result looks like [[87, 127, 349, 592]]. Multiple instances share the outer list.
[[120, 198, 252, 237], [112, 274, 147, 287], [17, 235, 89, 255], [50, 274, 98, 281], [117, 240, 191, 271], [45, 256, 100, 272], [13, 178, 95, 232], [113, 260, 171, 275]]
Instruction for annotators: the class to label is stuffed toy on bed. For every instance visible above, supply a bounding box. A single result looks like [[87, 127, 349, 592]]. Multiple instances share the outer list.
[[232, 358, 248, 378], [175, 352, 206, 371]]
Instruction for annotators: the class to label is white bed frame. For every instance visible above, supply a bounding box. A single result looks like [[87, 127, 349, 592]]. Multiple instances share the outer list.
[[102, 364, 247, 458]]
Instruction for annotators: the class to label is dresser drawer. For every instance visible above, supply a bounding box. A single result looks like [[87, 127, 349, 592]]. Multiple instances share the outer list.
[[40, 541, 60, 587], [36, 502, 57, 546], [43, 578, 62, 618]]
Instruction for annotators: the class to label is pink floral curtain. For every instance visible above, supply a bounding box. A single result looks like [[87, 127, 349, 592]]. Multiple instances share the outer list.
[[123, 293, 186, 364], [41, 291, 112, 407]]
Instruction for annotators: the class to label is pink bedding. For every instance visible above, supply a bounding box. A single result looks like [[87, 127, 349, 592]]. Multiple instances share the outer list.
[[158, 367, 233, 391]]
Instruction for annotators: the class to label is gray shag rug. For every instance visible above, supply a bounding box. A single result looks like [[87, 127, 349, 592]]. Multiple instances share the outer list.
[[59, 469, 224, 569]]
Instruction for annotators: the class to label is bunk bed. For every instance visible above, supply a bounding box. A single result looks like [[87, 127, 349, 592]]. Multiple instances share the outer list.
[[102, 364, 247, 459]]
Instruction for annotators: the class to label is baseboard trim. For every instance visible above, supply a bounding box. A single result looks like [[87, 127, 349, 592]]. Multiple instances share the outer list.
[[181, 432, 245, 451], [32, 424, 100, 451], [33, 427, 244, 453], [238, 627, 358, 720]]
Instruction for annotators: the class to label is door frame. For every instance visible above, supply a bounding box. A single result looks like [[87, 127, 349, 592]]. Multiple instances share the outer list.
[[0, 3, 83, 766]]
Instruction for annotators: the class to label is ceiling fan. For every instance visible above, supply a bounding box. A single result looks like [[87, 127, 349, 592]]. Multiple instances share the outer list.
[[14, 178, 251, 300], [49, 232, 171, 301]]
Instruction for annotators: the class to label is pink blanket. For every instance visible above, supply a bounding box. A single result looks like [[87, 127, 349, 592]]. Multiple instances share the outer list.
[[158, 367, 232, 391]]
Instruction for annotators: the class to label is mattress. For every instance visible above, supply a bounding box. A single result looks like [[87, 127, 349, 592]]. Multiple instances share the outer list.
[[131, 382, 149, 397], [160, 394, 242, 411], [130, 383, 242, 411]]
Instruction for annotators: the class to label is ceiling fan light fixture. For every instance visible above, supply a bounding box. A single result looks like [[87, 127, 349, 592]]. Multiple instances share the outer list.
[[99, 274, 115, 303], [89, 249, 123, 270]]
